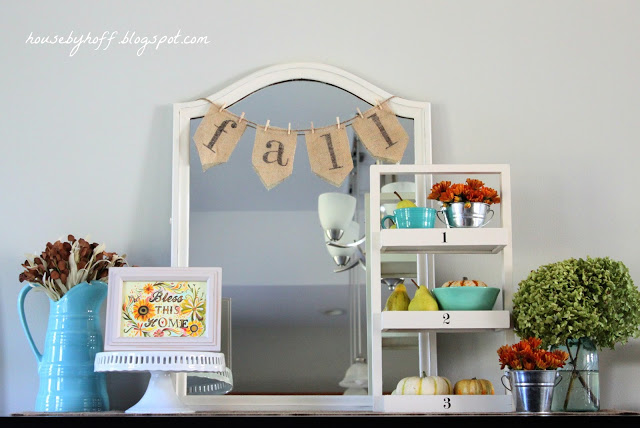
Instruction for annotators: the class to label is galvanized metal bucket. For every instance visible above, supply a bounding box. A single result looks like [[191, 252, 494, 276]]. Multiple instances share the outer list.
[[502, 370, 562, 413], [437, 202, 494, 228]]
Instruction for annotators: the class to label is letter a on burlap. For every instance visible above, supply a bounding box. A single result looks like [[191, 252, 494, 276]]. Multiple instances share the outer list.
[[252, 127, 297, 190], [352, 102, 409, 164], [193, 105, 248, 171], [305, 125, 353, 187]]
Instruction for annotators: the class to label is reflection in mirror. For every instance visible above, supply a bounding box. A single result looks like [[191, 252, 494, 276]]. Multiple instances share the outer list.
[[186, 81, 417, 394]]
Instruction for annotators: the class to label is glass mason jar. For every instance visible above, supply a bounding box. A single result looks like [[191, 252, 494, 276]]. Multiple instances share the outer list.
[[550, 337, 600, 412]]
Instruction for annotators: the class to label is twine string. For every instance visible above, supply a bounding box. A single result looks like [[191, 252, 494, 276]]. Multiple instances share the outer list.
[[195, 95, 397, 136]]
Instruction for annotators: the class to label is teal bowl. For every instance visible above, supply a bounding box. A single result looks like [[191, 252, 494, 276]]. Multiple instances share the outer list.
[[431, 287, 500, 311]]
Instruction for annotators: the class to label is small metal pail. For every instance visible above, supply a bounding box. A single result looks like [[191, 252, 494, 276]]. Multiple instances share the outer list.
[[437, 202, 494, 228], [502, 370, 562, 413]]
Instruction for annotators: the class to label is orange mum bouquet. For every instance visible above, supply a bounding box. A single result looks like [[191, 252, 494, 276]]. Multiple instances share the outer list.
[[428, 178, 501, 208], [497, 337, 569, 371]]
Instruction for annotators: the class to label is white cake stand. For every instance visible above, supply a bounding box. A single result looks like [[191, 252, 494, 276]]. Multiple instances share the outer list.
[[95, 351, 230, 414]]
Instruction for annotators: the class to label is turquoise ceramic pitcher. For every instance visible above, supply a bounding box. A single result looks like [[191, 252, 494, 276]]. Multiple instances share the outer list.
[[17, 280, 110, 412]]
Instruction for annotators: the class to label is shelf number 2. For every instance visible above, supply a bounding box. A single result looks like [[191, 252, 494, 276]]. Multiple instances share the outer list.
[[442, 312, 451, 325], [443, 397, 451, 409]]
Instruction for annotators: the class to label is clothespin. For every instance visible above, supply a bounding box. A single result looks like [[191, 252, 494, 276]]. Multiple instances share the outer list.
[[264, 120, 270, 131], [288, 123, 291, 135], [336, 117, 340, 129], [356, 108, 364, 118], [219, 103, 227, 112], [376, 100, 382, 109], [238, 112, 245, 124], [311, 121, 315, 134]]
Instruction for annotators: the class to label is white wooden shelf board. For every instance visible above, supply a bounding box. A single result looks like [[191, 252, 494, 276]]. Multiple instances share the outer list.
[[381, 254, 417, 277], [380, 395, 513, 413], [379, 228, 508, 254], [381, 332, 418, 349], [379, 311, 511, 332]]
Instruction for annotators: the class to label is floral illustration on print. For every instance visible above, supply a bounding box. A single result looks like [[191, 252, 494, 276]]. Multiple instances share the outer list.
[[186, 320, 204, 337], [132, 297, 156, 322], [181, 290, 206, 322], [120, 281, 207, 338]]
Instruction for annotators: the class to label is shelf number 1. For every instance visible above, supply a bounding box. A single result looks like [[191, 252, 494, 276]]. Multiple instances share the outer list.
[[442, 313, 450, 325]]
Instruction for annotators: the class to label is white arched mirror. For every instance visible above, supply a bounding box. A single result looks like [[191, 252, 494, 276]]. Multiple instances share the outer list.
[[171, 63, 432, 411]]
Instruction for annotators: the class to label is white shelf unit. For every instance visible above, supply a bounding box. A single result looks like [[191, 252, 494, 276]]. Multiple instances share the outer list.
[[368, 163, 516, 413]]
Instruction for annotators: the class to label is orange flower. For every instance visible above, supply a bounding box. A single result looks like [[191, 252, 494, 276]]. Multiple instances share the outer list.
[[434, 181, 451, 192], [465, 189, 485, 203], [427, 181, 451, 201], [427, 178, 501, 206], [522, 356, 537, 370], [450, 183, 466, 203], [513, 340, 531, 353], [481, 187, 500, 204], [438, 189, 454, 203], [497, 337, 568, 371], [534, 350, 566, 370], [527, 337, 543, 349], [465, 178, 485, 190]]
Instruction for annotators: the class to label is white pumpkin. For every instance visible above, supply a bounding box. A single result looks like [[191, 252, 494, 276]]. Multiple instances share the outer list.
[[442, 277, 488, 287], [393, 372, 452, 395]]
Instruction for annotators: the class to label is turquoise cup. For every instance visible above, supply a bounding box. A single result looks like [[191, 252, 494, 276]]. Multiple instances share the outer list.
[[381, 207, 436, 229]]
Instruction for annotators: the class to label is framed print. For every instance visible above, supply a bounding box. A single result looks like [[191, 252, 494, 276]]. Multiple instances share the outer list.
[[104, 266, 222, 351]]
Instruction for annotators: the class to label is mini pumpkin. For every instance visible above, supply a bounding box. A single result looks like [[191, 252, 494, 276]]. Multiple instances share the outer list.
[[453, 377, 495, 395], [442, 276, 488, 287], [392, 372, 452, 395]]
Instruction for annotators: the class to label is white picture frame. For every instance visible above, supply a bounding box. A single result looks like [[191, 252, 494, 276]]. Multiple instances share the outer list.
[[104, 266, 222, 351]]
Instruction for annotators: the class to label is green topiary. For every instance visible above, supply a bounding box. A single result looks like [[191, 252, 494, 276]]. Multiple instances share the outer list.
[[512, 256, 640, 350]]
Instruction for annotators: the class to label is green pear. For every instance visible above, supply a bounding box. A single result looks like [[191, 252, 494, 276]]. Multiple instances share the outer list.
[[409, 282, 439, 311], [383, 283, 410, 311]]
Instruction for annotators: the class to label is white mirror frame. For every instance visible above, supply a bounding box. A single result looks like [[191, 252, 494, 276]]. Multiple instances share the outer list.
[[171, 62, 432, 411]]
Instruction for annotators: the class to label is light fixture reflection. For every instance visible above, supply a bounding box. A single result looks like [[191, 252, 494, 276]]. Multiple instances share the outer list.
[[318, 192, 356, 242], [325, 221, 359, 267], [339, 357, 368, 389]]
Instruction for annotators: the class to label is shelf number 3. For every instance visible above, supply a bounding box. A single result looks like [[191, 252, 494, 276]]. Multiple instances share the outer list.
[[443, 397, 451, 409], [442, 312, 451, 325]]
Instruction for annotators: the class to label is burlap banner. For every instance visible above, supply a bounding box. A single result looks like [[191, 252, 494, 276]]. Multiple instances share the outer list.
[[252, 126, 297, 190], [352, 103, 409, 164], [305, 124, 353, 187], [193, 105, 248, 171], [192, 100, 407, 189]]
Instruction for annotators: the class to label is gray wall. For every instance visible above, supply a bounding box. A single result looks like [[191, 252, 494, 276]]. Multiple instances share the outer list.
[[2, 0, 640, 415]]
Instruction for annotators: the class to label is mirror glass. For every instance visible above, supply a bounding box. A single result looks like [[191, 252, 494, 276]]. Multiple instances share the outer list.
[[186, 80, 415, 394]]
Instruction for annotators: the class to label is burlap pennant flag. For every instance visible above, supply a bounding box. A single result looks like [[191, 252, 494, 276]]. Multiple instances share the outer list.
[[352, 102, 409, 164], [305, 125, 353, 187], [252, 126, 297, 190], [193, 105, 248, 171]]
